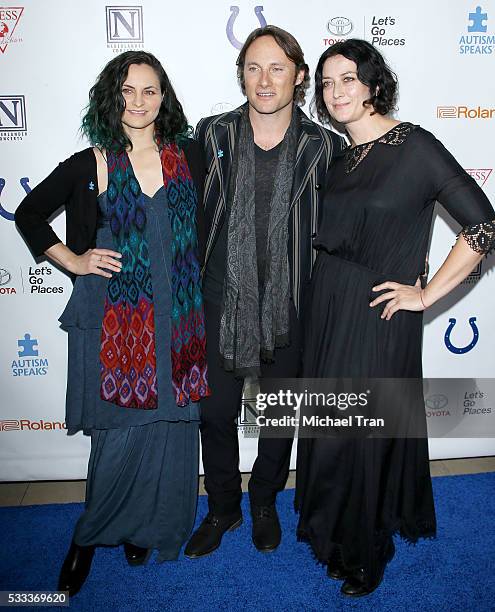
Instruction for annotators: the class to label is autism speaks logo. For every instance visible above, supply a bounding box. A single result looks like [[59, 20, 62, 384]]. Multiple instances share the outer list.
[[11, 333, 49, 376], [0, 7, 24, 54], [459, 6, 495, 54]]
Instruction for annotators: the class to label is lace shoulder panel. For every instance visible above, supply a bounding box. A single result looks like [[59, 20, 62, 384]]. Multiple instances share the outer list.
[[461, 219, 495, 255], [344, 122, 417, 173]]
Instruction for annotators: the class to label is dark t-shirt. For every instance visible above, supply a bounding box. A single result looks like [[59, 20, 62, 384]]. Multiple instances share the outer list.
[[203, 141, 283, 304]]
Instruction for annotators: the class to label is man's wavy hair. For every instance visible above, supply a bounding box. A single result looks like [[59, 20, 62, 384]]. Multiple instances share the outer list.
[[81, 51, 190, 152], [312, 39, 398, 125], [236, 25, 310, 106]]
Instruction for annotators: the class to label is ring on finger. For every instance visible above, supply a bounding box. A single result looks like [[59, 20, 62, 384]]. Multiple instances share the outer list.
[[99, 255, 102, 261]]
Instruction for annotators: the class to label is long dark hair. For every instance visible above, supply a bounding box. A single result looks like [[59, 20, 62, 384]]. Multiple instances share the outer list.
[[312, 39, 398, 125], [81, 51, 190, 152], [236, 25, 310, 106]]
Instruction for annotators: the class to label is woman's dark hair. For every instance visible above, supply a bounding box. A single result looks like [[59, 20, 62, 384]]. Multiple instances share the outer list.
[[81, 51, 190, 152], [236, 25, 310, 106], [312, 39, 398, 125]]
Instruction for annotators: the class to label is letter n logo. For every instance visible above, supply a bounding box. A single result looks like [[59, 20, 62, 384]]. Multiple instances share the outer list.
[[0, 95, 27, 132], [106, 6, 144, 43]]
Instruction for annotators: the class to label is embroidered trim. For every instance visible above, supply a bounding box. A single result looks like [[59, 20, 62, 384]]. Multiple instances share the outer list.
[[344, 122, 416, 173], [460, 218, 495, 255]]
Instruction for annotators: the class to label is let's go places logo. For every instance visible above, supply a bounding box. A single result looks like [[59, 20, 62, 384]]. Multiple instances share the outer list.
[[459, 5, 495, 54], [11, 333, 49, 376]]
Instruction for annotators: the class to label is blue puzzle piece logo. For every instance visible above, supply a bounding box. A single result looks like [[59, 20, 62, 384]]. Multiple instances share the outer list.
[[468, 6, 488, 32], [17, 333, 39, 358]]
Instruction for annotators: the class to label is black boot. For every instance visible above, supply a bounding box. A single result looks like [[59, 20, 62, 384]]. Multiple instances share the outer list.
[[341, 538, 395, 597], [124, 542, 150, 566], [58, 540, 95, 597], [184, 511, 242, 558], [251, 505, 281, 552]]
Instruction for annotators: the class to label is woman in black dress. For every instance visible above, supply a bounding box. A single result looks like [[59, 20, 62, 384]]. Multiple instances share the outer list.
[[296, 39, 495, 597], [15, 51, 209, 596]]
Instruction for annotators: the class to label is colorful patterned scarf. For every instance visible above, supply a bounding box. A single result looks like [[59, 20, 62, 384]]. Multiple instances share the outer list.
[[100, 143, 210, 408]]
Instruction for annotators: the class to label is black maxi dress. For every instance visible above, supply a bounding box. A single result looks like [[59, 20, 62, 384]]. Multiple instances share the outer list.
[[295, 123, 495, 586]]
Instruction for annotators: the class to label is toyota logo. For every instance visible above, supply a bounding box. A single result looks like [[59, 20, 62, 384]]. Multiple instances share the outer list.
[[0, 268, 11, 286], [425, 394, 449, 410], [327, 17, 353, 36]]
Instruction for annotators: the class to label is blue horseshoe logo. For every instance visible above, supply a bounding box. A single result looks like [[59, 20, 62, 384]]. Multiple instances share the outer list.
[[0, 177, 31, 221], [444, 317, 479, 354], [226, 5, 267, 50]]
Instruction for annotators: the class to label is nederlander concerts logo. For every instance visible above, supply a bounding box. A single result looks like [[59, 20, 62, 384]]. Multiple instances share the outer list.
[[106, 6, 144, 53], [0, 95, 27, 140], [437, 105, 495, 119], [238, 380, 261, 438], [0, 419, 66, 431]]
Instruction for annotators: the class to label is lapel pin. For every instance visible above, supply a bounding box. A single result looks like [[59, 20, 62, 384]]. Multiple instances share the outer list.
[[89, 181, 95, 190], [217, 149, 224, 158]]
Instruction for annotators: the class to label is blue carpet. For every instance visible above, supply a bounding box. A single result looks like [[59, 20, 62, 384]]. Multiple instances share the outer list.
[[1, 473, 494, 611]]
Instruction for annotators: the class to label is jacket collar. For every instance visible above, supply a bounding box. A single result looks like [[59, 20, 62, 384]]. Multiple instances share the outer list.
[[211, 103, 326, 209]]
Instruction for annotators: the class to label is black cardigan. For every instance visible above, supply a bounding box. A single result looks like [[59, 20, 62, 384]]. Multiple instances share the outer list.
[[15, 140, 206, 262]]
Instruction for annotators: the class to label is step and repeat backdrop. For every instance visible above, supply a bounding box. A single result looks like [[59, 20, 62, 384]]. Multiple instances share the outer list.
[[1, 1, 494, 480]]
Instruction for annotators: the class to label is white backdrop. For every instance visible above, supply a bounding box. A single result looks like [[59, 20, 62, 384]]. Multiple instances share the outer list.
[[1, 0, 494, 481]]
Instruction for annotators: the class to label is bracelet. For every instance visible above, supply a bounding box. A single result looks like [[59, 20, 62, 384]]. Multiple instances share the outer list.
[[419, 289, 427, 310]]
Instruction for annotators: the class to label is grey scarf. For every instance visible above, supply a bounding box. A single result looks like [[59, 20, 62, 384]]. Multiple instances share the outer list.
[[219, 105, 298, 377]]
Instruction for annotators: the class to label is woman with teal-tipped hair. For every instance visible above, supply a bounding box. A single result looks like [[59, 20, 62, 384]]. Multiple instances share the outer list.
[[16, 51, 209, 596]]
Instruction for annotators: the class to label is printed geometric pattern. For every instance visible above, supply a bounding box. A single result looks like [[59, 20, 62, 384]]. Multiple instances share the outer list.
[[99, 143, 210, 409], [100, 150, 158, 409], [161, 144, 211, 406]]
